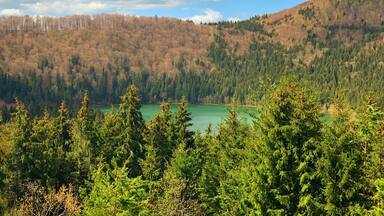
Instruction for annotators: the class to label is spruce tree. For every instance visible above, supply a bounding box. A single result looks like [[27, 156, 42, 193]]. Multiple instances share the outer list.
[[141, 102, 177, 181], [68, 93, 97, 187], [154, 141, 205, 215], [54, 102, 71, 152], [319, 105, 370, 214], [253, 83, 323, 215], [175, 98, 194, 148], [357, 99, 384, 179], [83, 162, 150, 215], [98, 111, 120, 164], [199, 109, 249, 214], [116, 85, 146, 177], [5, 99, 32, 196], [53, 102, 72, 186]]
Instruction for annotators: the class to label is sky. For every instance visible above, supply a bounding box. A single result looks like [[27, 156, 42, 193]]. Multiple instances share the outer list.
[[0, 0, 307, 23]]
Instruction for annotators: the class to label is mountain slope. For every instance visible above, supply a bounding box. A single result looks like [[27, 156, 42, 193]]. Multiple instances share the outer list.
[[0, 0, 383, 110], [259, 0, 384, 46]]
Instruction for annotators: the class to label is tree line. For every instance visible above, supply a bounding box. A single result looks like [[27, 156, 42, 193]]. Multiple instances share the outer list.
[[0, 83, 383, 215]]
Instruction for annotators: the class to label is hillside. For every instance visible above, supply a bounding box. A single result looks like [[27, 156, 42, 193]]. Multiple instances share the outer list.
[[0, 0, 383, 111], [0, 15, 216, 78], [258, 0, 384, 46]]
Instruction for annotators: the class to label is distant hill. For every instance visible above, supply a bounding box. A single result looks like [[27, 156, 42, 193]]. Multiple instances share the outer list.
[[0, 0, 383, 77], [257, 0, 384, 46], [0, 15, 216, 78], [0, 0, 383, 110]]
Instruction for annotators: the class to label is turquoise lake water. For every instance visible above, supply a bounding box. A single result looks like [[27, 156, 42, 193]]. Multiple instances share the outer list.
[[98, 104, 332, 131], [98, 104, 257, 131]]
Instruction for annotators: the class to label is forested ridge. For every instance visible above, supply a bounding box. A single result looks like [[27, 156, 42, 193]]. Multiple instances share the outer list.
[[0, 83, 383, 215], [0, 0, 383, 115]]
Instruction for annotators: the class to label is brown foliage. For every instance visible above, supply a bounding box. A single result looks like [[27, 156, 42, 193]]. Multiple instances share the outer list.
[[0, 15, 215, 79], [10, 183, 82, 216]]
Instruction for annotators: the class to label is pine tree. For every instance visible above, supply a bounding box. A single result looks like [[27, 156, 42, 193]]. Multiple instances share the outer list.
[[358, 99, 384, 179], [54, 102, 71, 152], [53, 102, 72, 186], [319, 105, 370, 214], [5, 99, 32, 196], [253, 83, 323, 215], [141, 102, 176, 181], [154, 142, 205, 215], [116, 85, 146, 177], [98, 111, 120, 164], [68, 93, 97, 187], [83, 162, 150, 215], [175, 98, 194, 148], [199, 109, 250, 214]]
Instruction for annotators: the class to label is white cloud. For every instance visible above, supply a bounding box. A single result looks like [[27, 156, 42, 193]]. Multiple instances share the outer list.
[[0, 8, 22, 16], [187, 9, 223, 24], [21, 1, 107, 15], [0, 0, 222, 16]]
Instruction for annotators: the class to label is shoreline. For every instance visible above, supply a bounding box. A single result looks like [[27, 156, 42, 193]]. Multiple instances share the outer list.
[[93, 102, 259, 109]]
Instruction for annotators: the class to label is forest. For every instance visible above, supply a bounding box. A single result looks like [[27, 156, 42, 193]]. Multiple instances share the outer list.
[[0, 2, 383, 115], [0, 0, 384, 214], [1, 31, 383, 117], [0, 83, 383, 215]]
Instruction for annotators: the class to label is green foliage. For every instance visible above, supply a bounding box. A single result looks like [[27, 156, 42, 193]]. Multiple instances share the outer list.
[[252, 83, 323, 215], [82, 162, 149, 216], [299, 7, 316, 20], [199, 109, 250, 214], [154, 141, 205, 215], [115, 85, 146, 177], [68, 93, 97, 187], [372, 178, 384, 215], [319, 106, 370, 215], [141, 102, 176, 181], [175, 98, 194, 148], [0, 84, 383, 215]]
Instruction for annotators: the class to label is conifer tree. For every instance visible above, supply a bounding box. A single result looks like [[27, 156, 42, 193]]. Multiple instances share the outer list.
[[28, 111, 56, 186], [175, 98, 194, 148], [357, 99, 384, 180], [53, 102, 72, 186], [141, 102, 176, 181], [253, 83, 323, 215], [5, 99, 32, 196], [141, 115, 167, 181], [116, 85, 146, 177], [158, 102, 176, 161], [98, 111, 120, 163], [54, 102, 71, 152], [154, 142, 205, 215], [199, 109, 249, 214], [319, 106, 370, 214], [83, 162, 150, 215], [68, 93, 97, 187]]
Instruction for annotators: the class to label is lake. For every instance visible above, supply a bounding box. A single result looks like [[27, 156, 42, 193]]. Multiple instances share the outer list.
[[98, 104, 332, 132], [98, 104, 257, 131]]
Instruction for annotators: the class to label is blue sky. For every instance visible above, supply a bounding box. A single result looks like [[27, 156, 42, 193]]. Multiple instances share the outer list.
[[0, 0, 307, 23]]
